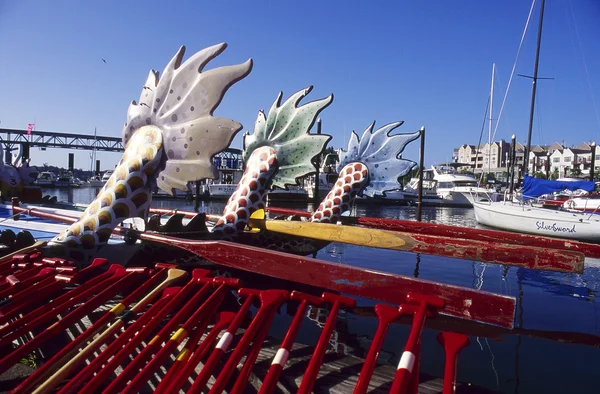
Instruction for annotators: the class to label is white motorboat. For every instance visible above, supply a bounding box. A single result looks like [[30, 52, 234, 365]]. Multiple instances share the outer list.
[[305, 152, 339, 200], [403, 164, 490, 207], [207, 166, 243, 199], [101, 170, 113, 183], [54, 172, 73, 188], [208, 183, 237, 199], [562, 194, 600, 213], [70, 178, 84, 188]]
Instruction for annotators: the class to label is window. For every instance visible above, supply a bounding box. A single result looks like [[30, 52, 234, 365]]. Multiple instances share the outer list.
[[553, 157, 560, 162], [454, 181, 478, 187], [564, 157, 572, 162], [438, 182, 455, 189]]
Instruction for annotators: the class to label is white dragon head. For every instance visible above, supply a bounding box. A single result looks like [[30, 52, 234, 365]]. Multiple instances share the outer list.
[[122, 43, 253, 194]]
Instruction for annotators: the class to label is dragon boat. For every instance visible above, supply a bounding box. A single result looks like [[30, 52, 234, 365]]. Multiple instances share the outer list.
[[0, 43, 595, 393]]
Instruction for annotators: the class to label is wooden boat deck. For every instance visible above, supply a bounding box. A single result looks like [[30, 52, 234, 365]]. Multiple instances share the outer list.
[[247, 340, 489, 394]]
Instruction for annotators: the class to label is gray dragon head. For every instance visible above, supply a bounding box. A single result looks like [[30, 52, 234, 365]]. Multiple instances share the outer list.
[[338, 121, 421, 197]]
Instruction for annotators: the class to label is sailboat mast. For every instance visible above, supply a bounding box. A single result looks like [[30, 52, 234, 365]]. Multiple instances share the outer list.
[[489, 63, 495, 175], [524, 0, 546, 176]]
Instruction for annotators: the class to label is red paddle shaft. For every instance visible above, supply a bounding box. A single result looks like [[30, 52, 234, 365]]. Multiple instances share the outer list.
[[390, 293, 445, 394], [438, 332, 471, 394], [297, 293, 356, 394]]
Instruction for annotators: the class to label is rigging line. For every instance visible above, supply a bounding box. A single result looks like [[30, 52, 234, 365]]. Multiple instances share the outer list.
[[475, 96, 490, 183], [492, 0, 537, 142], [569, 0, 600, 135]]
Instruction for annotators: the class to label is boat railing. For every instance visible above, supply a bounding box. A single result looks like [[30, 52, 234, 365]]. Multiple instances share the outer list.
[[586, 205, 600, 219], [562, 196, 600, 219], [469, 188, 492, 205]]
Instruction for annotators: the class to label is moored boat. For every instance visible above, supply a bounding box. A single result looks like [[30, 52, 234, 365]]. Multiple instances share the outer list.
[[35, 171, 57, 187], [562, 194, 600, 213], [88, 175, 104, 187], [473, 176, 599, 241], [403, 164, 491, 207]]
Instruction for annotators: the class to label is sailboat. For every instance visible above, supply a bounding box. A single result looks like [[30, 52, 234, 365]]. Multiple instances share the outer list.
[[86, 127, 104, 187], [472, 0, 600, 242], [403, 65, 500, 208]]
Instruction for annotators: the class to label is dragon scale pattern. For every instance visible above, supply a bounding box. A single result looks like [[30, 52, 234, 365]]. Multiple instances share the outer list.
[[50, 127, 163, 248], [311, 163, 369, 223], [212, 146, 278, 239]]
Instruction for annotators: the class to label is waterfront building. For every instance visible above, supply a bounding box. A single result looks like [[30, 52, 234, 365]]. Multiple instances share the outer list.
[[453, 140, 599, 180]]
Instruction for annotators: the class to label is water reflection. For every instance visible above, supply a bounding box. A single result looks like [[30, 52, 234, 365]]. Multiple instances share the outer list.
[[37, 188, 600, 393]]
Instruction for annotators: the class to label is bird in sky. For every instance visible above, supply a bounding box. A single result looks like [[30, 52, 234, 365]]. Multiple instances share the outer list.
[[101, 58, 107, 64]]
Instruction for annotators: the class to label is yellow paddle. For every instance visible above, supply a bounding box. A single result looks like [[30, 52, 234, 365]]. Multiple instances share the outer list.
[[248, 209, 413, 249], [246, 209, 584, 273]]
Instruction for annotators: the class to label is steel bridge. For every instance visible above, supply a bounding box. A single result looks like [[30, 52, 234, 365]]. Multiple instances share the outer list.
[[0, 128, 243, 164], [0, 128, 124, 153]]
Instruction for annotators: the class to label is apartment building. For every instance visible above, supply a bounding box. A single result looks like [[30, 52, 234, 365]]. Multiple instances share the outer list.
[[545, 142, 599, 178], [454, 140, 600, 179], [454, 139, 521, 175]]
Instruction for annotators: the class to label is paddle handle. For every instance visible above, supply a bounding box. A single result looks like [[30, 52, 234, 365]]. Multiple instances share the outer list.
[[32, 268, 186, 394], [0, 240, 47, 267]]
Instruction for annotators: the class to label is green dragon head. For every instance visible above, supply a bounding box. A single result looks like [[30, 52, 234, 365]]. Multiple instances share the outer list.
[[242, 86, 333, 189]]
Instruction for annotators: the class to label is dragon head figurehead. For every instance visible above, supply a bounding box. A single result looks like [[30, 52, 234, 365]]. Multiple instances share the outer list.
[[212, 87, 333, 237], [49, 44, 252, 257], [312, 121, 421, 223]]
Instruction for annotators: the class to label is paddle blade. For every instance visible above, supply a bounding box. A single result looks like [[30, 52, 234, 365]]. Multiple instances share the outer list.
[[247, 209, 266, 233], [250, 209, 266, 220]]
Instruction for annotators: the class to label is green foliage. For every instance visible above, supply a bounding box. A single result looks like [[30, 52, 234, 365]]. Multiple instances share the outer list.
[[569, 167, 582, 177], [533, 172, 547, 179], [12, 343, 38, 369], [551, 167, 559, 180], [399, 167, 419, 186], [20, 353, 38, 369]]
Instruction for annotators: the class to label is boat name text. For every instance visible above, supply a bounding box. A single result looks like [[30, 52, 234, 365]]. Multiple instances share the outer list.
[[535, 221, 576, 234]]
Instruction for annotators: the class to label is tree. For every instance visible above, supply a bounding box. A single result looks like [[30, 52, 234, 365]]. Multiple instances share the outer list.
[[569, 167, 582, 178], [533, 171, 547, 179], [551, 167, 559, 180]]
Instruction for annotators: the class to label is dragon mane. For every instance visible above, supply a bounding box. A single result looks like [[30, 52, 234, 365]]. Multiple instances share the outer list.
[[338, 121, 421, 197], [242, 86, 333, 189], [122, 43, 253, 194]]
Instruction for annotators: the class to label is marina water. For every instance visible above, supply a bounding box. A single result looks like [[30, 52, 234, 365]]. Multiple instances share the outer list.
[[39, 188, 600, 393]]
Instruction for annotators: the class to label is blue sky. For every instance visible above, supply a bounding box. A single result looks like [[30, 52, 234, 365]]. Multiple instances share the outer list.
[[1, 0, 599, 171]]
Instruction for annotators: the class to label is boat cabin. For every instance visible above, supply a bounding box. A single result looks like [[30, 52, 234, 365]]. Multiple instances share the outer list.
[[35, 172, 57, 186]]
